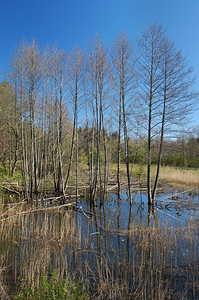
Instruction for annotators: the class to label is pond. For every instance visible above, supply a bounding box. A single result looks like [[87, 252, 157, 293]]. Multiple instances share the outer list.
[[0, 188, 199, 299]]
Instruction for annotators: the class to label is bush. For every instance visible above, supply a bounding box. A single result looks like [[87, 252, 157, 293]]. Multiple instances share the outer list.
[[13, 268, 88, 300]]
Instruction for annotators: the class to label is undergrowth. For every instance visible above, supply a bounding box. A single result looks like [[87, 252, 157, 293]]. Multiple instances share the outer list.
[[12, 268, 88, 300]]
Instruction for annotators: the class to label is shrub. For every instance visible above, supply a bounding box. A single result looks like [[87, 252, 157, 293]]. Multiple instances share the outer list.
[[13, 268, 88, 300]]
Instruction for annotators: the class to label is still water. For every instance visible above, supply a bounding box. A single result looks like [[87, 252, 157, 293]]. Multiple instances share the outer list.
[[1, 189, 199, 299]]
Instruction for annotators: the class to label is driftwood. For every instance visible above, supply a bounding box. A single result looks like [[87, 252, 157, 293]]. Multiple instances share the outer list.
[[66, 185, 89, 190], [77, 206, 114, 235], [1, 199, 27, 218], [0, 185, 20, 195], [0, 202, 76, 222], [165, 188, 196, 200], [155, 198, 180, 203], [107, 184, 118, 191], [155, 207, 186, 223]]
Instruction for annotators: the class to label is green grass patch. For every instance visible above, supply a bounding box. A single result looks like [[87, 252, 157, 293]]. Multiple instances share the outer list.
[[13, 268, 88, 300]]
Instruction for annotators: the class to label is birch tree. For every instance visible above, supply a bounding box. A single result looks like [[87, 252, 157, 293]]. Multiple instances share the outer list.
[[111, 32, 134, 203], [86, 36, 109, 203], [64, 47, 84, 203], [151, 37, 197, 201], [137, 23, 197, 204], [50, 45, 67, 196], [136, 24, 165, 205]]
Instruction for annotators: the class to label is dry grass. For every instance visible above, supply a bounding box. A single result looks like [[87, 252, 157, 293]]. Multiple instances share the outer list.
[[80, 213, 199, 299], [0, 267, 9, 300], [110, 163, 199, 188], [0, 164, 198, 299], [0, 202, 77, 292], [158, 166, 199, 187], [0, 200, 199, 299]]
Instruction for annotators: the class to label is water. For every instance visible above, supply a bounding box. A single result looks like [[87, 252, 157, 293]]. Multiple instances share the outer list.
[[78, 189, 199, 231], [1, 189, 199, 299]]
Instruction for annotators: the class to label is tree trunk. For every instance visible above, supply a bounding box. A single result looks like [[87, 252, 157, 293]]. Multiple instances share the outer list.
[[64, 101, 76, 191], [122, 87, 132, 205], [117, 95, 122, 199], [152, 59, 167, 201], [147, 86, 153, 205]]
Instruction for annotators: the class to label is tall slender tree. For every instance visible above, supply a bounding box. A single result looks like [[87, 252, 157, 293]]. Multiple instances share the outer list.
[[136, 24, 165, 205], [151, 37, 197, 201], [86, 36, 109, 203], [111, 32, 134, 203], [10, 40, 41, 198], [137, 24, 197, 204], [64, 47, 84, 203], [50, 45, 67, 196]]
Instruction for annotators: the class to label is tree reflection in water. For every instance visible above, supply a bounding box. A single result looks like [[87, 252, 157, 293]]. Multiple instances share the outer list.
[[0, 190, 199, 299]]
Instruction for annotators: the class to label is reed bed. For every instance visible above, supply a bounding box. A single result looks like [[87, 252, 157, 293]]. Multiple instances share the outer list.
[[158, 166, 199, 187], [109, 163, 199, 188], [83, 218, 199, 299], [0, 199, 198, 299]]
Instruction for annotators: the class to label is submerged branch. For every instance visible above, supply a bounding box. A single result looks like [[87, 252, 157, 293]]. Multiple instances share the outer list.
[[155, 207, 186, 223], [164, 188, 196, 200], [0, 202, 76, 222], [0, 184, 20, 195]]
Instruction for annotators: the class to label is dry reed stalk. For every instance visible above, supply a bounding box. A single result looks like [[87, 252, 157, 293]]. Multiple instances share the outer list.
[[0, 200, 198, 299], [0, 202, 76, 223], [159, 166, 199, 186]]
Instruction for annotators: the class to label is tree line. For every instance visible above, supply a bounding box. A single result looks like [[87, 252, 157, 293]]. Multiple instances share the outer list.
[[0, 23, 198, 204]]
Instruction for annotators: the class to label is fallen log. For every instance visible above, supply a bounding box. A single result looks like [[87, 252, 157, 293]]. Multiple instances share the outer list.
[[0, 185, 20, 195], [0, 202, 76, 222], [155, 207, 186, 223], [1, 198, 27, 218], [165, 188, 196, 200]]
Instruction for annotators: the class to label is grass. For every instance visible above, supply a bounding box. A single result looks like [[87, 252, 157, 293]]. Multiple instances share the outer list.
[[13, 268, 88, 300], [0, 202, 80, 298], [1, 161, 198, 299], [0, 199, 198, 299], [1, 160, 199, 199], [109, 163, 199, 188], [158, 165, 199, 187]]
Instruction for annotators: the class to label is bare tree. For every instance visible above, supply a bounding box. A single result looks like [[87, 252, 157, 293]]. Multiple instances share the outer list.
[[151, 37, 197, 201], [111, 32, 134, 203], [86, 36, 109, 203], [64, 47, 84, 203], [10, 45, 27, 196], [137, 23, 197, 204], [5, 29, 198, 205], [10, 40, 41, 198], [50, 45, 67, 197], [25, 41, 41, 197], [136, 24, 165, 205]]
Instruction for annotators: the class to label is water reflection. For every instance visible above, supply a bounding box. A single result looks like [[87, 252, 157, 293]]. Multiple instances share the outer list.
[[0, 190, 199, 299]]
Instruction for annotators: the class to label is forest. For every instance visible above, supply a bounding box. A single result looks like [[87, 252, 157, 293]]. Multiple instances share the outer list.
[[0, 23, 198, 204], [0, 23, 199, 300]]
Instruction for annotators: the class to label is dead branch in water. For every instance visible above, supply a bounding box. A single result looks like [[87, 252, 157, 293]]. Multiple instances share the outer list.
[[165, 188, 196, 200], [0, 185, 20, 195], [0, 198, 27, 218], [155, 207, 186, 223], [0, 202, 76, 222], [77, 206, 114, 235]]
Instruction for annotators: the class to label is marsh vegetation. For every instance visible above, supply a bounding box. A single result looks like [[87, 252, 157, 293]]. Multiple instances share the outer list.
[[0, 21, 199, 299], [0, 185, 199, 299]]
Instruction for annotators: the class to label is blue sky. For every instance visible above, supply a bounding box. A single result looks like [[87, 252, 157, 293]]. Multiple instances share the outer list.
[[1, 0, 199, 124]]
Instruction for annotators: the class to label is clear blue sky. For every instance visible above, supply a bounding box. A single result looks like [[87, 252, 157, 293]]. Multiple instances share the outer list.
[[1, 0, 199, 124]]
